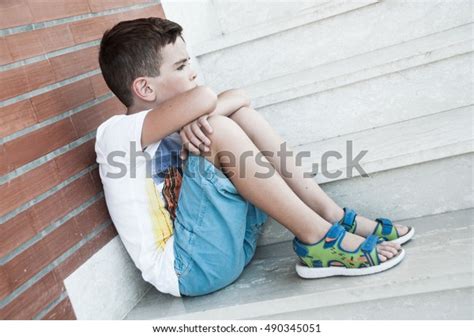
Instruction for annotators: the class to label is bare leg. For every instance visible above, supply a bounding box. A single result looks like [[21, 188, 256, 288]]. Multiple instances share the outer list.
[[228, 107, 409, 238], [201, 115, 400, 261]]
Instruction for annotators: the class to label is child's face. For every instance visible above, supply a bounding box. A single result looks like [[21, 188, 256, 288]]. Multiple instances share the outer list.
[[151, 37, 198, 102]]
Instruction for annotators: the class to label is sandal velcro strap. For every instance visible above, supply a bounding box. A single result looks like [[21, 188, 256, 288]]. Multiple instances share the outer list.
[[339, 207, 357, 233], [326, 223, 345, 239], [323, 224, 346, 248], [360, 234, 380, 266], [375, 217, 394, 236], [292, 224, 346, 256], [360, 234, 379, 253]]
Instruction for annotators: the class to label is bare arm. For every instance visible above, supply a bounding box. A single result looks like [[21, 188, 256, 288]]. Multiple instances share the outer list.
[[178, 88, 251, 159], [141, 86, 217, 149], [207, 88, 251, 117]]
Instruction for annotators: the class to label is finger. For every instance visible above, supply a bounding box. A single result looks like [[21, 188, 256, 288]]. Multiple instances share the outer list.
[[180, 148, 188, 160], [199, 115, 213, 134], [181, 133, 201, 155], [191, 123, 211, 147], [179, 129, 189, 147], [185, 130, 205, 152], [184, 141, 201, 155], [184, 143, 200, 155]]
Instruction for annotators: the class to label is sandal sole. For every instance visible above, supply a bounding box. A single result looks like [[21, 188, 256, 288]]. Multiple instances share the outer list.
[[295, 248, 405, 279], [390, 226, 415, 245]]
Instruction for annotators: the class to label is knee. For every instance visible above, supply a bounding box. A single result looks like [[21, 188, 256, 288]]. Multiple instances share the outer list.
[[207, 114, 237, 129], [206, 114, 243, 141]]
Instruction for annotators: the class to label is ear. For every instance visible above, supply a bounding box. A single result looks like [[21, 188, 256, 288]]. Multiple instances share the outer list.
[[131, 77, 156, 102]]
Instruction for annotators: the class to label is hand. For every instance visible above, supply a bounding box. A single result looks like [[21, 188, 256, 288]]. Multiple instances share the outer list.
[[179, 115, 213, 160]]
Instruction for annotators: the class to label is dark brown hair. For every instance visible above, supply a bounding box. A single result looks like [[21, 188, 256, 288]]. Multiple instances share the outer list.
[[99, 17, 183, 107]]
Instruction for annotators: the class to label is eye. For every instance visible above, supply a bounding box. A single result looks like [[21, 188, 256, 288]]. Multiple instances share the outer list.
[[177, 58, 190, 71]]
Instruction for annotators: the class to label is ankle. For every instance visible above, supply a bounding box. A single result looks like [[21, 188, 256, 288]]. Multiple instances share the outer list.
[[324, 207, 344, 224], [297, 225, 330, 245]]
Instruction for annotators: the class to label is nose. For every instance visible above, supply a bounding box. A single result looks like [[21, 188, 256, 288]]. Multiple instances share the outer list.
[[190, 68, 197, 81]]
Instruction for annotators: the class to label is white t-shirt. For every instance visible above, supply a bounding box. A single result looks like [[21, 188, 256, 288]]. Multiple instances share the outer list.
[[95, 109, 184, 297]]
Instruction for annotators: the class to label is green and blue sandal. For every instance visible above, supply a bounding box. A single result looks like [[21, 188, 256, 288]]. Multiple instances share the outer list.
[[292, 224, 405, 279], [336, 207, 415, 245]]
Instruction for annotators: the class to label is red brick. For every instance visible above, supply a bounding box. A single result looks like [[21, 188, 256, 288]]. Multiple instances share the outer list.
[[56, 223, 117, 280], [42, 218, 82, 262], [59, 78, 96, 114], [43, 198, 109, 261], [90, 74, 110, 98], [41, 25, 75, 53], [88, 0, 152, 13], [74, 198, 110, 234], [1, 4, 164, 65], [55, 139, 96, 180], [3, 197, 109, 295], [2, 240, 54, 297], [0, 172, 101, 260], [0, 145, 9, 176], [54, 248, 87, 281], [71, 96, 125, 137], [90, 167, 102, 190], [31, 77, 95, 122], [0, 37, 13, 65], [29, 60, 57, 89], [101, 97, 126, 119], [0, 160, 60, 218], [0, 0, 33, 29], [80, 224, 117, 263], [0, 48, 102, 101], [0, 140, 98, 218], [4, 118, 78, 171], [0, 210, 36, 259], [0, 271, 64, 320], [42, 297, 76, 320], [30, 88, 67, 123], [27, 0, 90, 23], [69, 15, 111, 44], [0, 267, 12, 303], [70, 4, 164, 44], [6, 30, 45, 62], [30, 173, 100, 233], [119, 3, 165, 20], [0, 99, 37, 138], [0, 60, 56, 101], [0, 65, 28, 101], [50, 46, 99, 81]]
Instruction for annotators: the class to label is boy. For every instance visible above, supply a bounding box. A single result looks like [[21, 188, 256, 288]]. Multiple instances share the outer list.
[[95, 18, 413, 297]]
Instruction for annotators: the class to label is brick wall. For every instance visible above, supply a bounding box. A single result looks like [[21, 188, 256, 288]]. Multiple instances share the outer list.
[[0, 0, 165, 320]]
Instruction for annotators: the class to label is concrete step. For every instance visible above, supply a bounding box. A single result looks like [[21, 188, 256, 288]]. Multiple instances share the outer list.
[[194, 0, 471, 92], [258, 287, 473, 320], [255, 51, 472, 147], [124, 208, 474, 320], [296, 105, 473, 184], [249, 25, 472, 110], [257, 152, 473, 246]]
